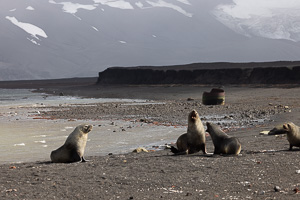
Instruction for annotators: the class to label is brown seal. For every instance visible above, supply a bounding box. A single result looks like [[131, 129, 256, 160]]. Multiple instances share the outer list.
[[282, 122, 300, 150], [171, 110, 207, 154], [50, 124, 93, 163], [206, 122, 241, 155], [268, 123, 288, 135]]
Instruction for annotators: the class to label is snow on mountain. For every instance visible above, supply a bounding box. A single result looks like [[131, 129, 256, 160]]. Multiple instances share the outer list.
[[214, 0, 300, 42], [0, 0, 300, 80], [5, 16, 48, 39]]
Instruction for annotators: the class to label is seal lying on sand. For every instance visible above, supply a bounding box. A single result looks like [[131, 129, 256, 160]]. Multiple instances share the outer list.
[[269, 122, 300, 150], [206, 122, 241, 155], [171, 110, 207, 155], [51, 124, 93, 163]]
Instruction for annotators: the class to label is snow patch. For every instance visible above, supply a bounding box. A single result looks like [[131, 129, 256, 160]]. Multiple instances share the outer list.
[[135, 2, 143, 8], [92, 26, 99, 31], [6, 16, 48, 40], [214, 0, 300, 42], [49, 0, 97, 14], [176, 0, 191, 5], [93, 0, 134, 9], [9, 8, 16, 12], [146, 0, 192, 17], [119, 40, 127, 44], [27, 38, 40, 45], [26, 6, 35, 11]]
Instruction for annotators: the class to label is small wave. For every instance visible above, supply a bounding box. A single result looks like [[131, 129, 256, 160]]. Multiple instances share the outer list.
[[33, 135, 47, 138], [14, 143, 25, 146], [34, 140, 46, 144]]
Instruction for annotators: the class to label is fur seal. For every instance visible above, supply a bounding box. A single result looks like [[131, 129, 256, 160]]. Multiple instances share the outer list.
[[281, 122, 300, 150], [268, 123, 288, 135], [50, 124, 93, 163], [206, 122, 241, 155], [171, 110, 207, 154]]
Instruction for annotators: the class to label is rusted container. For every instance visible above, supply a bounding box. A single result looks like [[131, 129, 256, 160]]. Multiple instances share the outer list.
[[202, 88, 225, 105]]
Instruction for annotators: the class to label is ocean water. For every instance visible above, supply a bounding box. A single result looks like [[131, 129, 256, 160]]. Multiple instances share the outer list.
[[0, 89, 185, 164]]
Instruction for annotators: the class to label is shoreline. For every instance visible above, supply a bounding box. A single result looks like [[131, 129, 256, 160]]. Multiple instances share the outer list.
[[1, 80, 300, 199]]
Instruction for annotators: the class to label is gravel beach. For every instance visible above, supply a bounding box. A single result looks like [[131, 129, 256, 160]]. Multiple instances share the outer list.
[[1, 79, 300, 199]]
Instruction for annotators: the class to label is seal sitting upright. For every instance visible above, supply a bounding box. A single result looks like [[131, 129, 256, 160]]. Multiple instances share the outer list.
[[171, 110, 207, 155], [50, 124, 93, 163], [206, 122, 241, 155]]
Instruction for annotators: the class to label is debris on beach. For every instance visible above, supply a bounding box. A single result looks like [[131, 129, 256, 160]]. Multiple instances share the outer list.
[[132, 147, 148, 153], [274, 186, 281, 192], [202, 88, 225, 105], [5, 189, 17, 193], [259, 131, 269, 135]]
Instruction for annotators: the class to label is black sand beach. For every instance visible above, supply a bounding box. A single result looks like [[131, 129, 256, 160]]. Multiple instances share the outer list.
[[1, 79, 300, 199]]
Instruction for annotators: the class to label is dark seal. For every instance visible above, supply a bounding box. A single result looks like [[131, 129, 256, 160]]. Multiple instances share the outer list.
[[206, 122, 241, 155]]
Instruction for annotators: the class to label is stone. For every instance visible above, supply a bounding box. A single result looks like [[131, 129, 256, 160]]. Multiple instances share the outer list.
[[133, 147, 148, 153]]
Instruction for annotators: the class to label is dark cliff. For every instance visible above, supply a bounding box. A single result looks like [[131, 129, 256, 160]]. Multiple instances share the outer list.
[[97, 61, 300, 85]]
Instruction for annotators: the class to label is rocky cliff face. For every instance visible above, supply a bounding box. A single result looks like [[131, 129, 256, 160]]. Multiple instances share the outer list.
[[97, 62, 300, 85]]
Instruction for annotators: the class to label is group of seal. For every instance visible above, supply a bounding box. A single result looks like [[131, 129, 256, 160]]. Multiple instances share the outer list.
[[51, 124, 93, 163], [171, 110, 241, 155]]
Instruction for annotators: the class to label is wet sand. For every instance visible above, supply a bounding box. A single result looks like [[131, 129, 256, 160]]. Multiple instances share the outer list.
[[1, 79, 300, 199]]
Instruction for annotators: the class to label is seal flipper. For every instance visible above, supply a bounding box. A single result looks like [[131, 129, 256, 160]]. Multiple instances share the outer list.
[[69, 149, 81, 163], [199, 143, 207, 154], [214, 147, 221, 155], [81, 157, 88, 162], [170, 146, 180, 154], [170, 146, 188, 155]]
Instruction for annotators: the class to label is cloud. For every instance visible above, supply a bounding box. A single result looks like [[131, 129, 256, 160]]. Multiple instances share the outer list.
[[213, 0, 300, 42]]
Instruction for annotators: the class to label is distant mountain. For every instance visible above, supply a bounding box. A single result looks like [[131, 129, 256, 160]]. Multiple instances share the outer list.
[[1, 0, 300, 80]]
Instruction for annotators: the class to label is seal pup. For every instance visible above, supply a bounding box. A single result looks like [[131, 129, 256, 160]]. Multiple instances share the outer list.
[[50, 124, 93, 163], [280, 122, 300, 150], [206, 122, 241, 155], [171, 110, 207, 155]]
